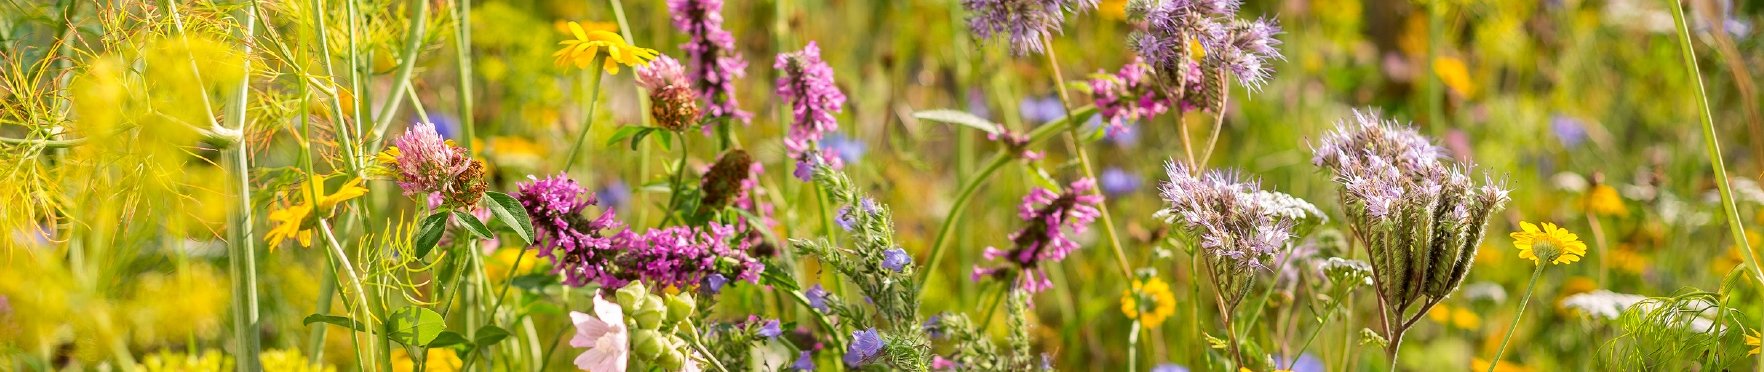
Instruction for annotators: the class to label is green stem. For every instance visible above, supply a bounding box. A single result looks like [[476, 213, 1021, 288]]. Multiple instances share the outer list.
[[0, 136, 84, 148], [1666, 4, 1764, 369], [223, 1, 260, 369], [454, 0, 475, 152], [1128, 322, 1141, 372], [1486, 263, 1545, 372], [658, 134, 690, 226], [563, 62, 606, 172], [1040, 35, 1132, 279], [371, 0, 431, 139]]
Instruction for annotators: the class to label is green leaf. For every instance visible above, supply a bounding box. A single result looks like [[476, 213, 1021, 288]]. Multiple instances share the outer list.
[[452, 210, 495, 240], [1028, 167, 1061, 191], [606, 126, 647, 146], [914, 109, 1001, 135], [302, 314, 365, 332], [386, 306, 447, 346], [471, 326, 511, 350], [631, 128, 655, 151], [510, 273, 558, 292], [414, 212, 451, 259], [483, 191, 534, 245], [654, 130, 673, 151], [427, 331, 471, 348]]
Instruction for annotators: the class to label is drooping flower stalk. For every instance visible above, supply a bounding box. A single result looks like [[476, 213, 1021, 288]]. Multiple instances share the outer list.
[[972, 178, 1102, 294]]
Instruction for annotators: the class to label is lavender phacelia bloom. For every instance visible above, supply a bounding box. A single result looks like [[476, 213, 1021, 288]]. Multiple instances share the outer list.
[[380, 122, 488, 207], [776, 41, 848, 179], [1311, 109, 1511, 315], [1156, 162, 1299, 308], [961, 0, 1099, 55], [516, 174, 623, 287], [973, 178, 1103, 293], [668, 0, 751, 128], [1130, 0, 1283, 102], [635, 55, 702, 131], [845, 328, 885, 366]]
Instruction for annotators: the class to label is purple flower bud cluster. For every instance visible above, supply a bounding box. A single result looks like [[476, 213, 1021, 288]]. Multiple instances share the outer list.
[[668, 0, 751, 128], [518, 174, 764, 290], [1089, 57, 1196, 135], [961, 0, 1099, 56], [387, 123, 489, 207], [1157, 162, 1295, 271], [1311, 110, 1511, 303], [775, 42, 848, 180], [516, 174, 624, 287], [972, 178, 1103, 293], [1132, 0, 1283, 91]]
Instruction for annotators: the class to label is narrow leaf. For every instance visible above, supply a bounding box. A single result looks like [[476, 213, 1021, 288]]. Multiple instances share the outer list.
[[914, 109, 1001, 135], [452, 210, 494, 240], [415, 212, 451, 258], [483, 191, 534, 245]]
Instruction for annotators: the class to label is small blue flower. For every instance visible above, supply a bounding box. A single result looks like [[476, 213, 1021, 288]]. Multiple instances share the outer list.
[[794, 156, 817, 182], [823, 133, 867, 165], [922, 314, 945, 339], [806, 284, 829, 312], [757, 319, 782, 338], [1105, 120, 1140, 148], [1150, 363, 1190, 372], [1550, 114, 1587, 148], [1018, 95, 1066, 125], [791, 351, 816, 371], [835, 206, 857, 231], [881, 248, 911, 272], [858, 197, 879, 214], [705, 274, 728, 294], [844, 328, 884, 366], [1099, 167, 1141, 197], [596, 180, 632, 211]]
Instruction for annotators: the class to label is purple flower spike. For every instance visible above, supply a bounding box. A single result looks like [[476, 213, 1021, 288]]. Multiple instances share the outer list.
[[972, 178, 1103, 294], [516, 174, 624, 287], [668, 0, 751, 129]]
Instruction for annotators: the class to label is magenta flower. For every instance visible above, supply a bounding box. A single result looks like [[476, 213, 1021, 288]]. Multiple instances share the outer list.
[[381, 122, 487, 207], [668, 0, 751, 129], [776, 41, 848, 180], [516, 174, 624, 287], [636, 55, 702, 131], [612, 222, 764, 290], [972, 178, 1102, 293], [1089, 57, 1193, 134]]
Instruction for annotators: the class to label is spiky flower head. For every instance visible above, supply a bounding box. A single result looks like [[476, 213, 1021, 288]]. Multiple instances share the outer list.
[[668, 0, 752, 127], [961, 0, 1100, 56], [1130, 0, 1282, 102], [1156, 162, 1299, 308], [378, 122, 488, 208], [1311, 109, 1511, 313], [636, 55, 701, 131], [973, 178, 1103, 293], [775, 41, 848, 179]]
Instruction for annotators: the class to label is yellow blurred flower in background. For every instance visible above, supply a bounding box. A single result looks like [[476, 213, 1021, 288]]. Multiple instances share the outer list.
[[126, 265, 228, 346], [1121, 276, 1177, 328], [552, 21, 657, 74], [1582, 185, 1627, 216], [1511, 222, 1588, 265], [260, 349, 335, 372], [391, 347, 462, 372], [1433, 56, 1476, 97]]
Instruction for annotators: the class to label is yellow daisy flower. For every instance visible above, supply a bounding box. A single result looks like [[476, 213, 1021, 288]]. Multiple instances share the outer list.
[[1510, 221, 1588, 265], [1121, 276, 1178, 328], [552, 21, 658, 74], [266, 174, 370, 249]]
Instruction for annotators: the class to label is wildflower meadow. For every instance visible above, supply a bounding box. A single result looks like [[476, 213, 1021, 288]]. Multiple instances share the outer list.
[[6, 0, 1764, 371]]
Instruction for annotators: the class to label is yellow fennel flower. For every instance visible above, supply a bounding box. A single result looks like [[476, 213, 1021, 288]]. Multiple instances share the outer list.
[[391, 347, 462, 372], [1582, 184, 1627, 216], [552, 21, 657, 74], [1510, 221, 1588, 265], [266, 174, 370, 249], [1120, 276, 1177, 328]]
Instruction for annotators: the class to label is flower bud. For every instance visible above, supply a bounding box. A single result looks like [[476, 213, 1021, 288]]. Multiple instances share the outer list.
[[632, 329, 666, 360], [656, 346, 685, 370], [666, 293, 697, 323], [617, 282, 649, 311], [634, 296, 667, 330]]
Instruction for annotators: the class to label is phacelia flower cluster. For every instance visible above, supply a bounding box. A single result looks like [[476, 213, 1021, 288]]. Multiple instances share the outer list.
[[635, 55, 702, 131], [668, 0, 751, 127], [775, 42, 848, 180], [1157, 162, 1295, 271], [518, 174, 764, 291], [376, 122, 488, 208], [973, 178, 1103, 293], [1130, 0, 1283, 96], [1311, 110, 1510, 308], [962, 0, 1099, 55], [517, 174, 624, 287]]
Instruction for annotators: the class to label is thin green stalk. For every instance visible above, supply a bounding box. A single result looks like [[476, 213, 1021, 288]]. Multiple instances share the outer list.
[[563, 60, 606, 171], [371, 0, 431, 139], [454, 0, 475, 152], [1486, 263, 1545, 372], [1040, 35, 1132, 279], [1128, 322, 1141, 372], [1667, 2, 1764, 368], [317, 219, 381, 371], [658, 134, 691, 226], [221, 1, 260, 369], [683, 324, 730, 372]]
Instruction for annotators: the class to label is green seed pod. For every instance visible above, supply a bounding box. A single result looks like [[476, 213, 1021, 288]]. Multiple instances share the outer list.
[[666, 293, 697, 323], [632, 329, 665, 360], [634, 296, 667, 330], [617, 282, 650, 312]]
